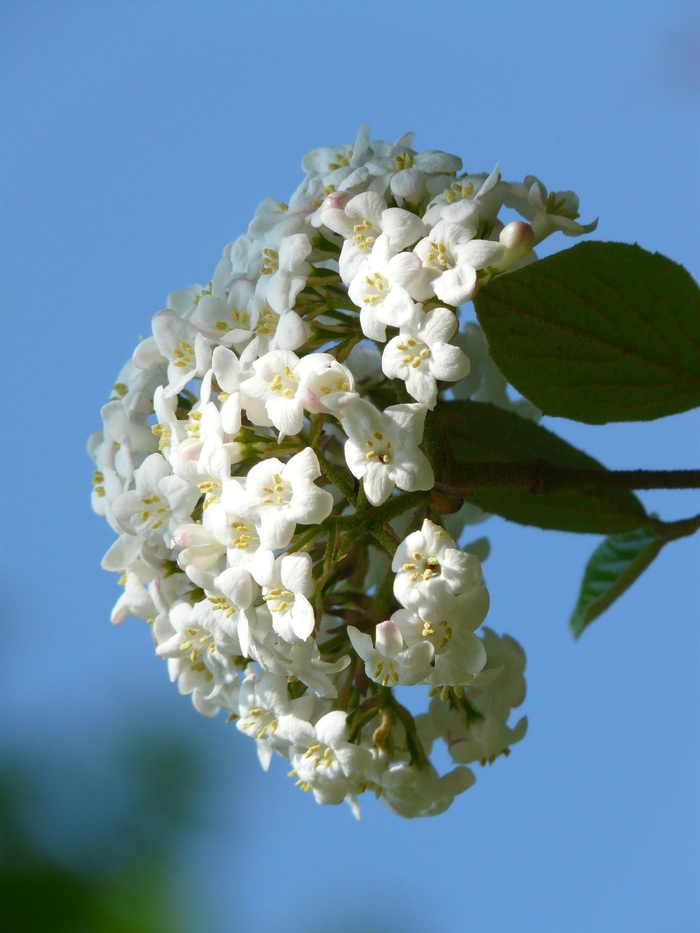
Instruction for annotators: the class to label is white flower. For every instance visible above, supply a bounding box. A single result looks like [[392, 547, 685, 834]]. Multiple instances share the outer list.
[[109, 569, 153, 626], [239, 349, 306, 435], [270, 639, 351, 698], [154, 598, 243, 700], [301, 124, 372, 191], [414, 222, 505, 306], [380, 762, 475, 818], [89, 429, 131, 530], [347, 621, 434, 686], [423, 630, 527, 765], [100, 397, 157, 475], [225, 447, 334, 550], [299, 358, 357, 417], [341, 399, 433, 505], [503, 175, 598, 243], [256, 232, 312, 314], [104, 357, 164, 419], [236, 669, 318, 770], [423, 163, 503, 227], [253, 551, 316, 643], [207, 500, 265, 573], [168, 411, 238, 511], [240, 350, 346, 435], [234, 296, 308, 368], [149, 309, 213, 398], [207, 565, 257, 627], [284, 710, 372, 808], [391, 589, 489, 688], [346, 236, 422, 340], [111, 452, 200, 550], [381, 306, 470, 408], [191, 277, 255, 345], [248, 197, 315, 240], [210, 346, 246, 435], [365, 146, 463, 206], [392, 519, 482, 617], [150, 387, 188, 455], [319, 190, 426, 283], [171, 523, 226, 574]]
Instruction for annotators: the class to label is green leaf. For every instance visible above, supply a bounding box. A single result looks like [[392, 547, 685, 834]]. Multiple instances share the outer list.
[[439, 400, 648, 533], [474, 241, 700, 423], [569, 526, 664, 637]]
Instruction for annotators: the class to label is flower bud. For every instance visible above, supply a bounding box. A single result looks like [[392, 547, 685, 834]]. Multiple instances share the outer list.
[[499, 220, 536, 259]]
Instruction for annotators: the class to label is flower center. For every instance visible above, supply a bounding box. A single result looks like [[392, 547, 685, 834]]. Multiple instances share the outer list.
[[353, 218, 376, 251], [401, 552, 441, 583], [260, 473, 292, 507], [365, 430, 392, 464], [425, 240, 453, 270], [260, 248, 279, 275], [397, 336, 431, 369]]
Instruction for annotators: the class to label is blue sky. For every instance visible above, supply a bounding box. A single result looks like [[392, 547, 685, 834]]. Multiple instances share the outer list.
[[2, 2, 699, 931]]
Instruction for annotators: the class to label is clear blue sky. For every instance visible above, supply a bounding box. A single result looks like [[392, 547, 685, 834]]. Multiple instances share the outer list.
[[2, 2, 699, 931]]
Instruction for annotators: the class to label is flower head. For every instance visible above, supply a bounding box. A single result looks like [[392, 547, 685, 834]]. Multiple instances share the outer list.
[[89, 125, 599, 816]]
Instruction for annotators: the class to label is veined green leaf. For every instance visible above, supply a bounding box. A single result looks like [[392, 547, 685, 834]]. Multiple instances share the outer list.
[[569, 526, 664, 637], [474, 242, 700, 423]]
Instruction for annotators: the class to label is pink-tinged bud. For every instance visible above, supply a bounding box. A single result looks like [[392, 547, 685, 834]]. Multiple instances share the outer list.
[[322, 190, 351, 212], [499, 221, 536, 259], [304, 388, 323, 412]]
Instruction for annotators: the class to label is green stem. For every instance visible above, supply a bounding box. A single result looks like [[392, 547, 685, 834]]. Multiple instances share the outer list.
[[377, 490, 430, 524], [334, 333, 362, 363], [387, 697, 430, 769], [287, 524, 328, 555], [314, 527, 339, 624], [368, 522, 399, 555], [439, 461, 700, 495], [372, 564, 397, 624], [316, 449, 357, 503]]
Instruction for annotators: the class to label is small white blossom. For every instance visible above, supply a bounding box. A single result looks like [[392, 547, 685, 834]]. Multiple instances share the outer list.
[[225, 447, 333, 550], [392, 589, 489, 688], [380, 762, 475, 818], [253, 551, 316, 643], [414, 222, 505, 306], [381, 306, 469, 408], [171, 523, 226, 575], [341, 399, 433, 505], [256, 232, 312, 314], [503, 175, 598, 243], [319, 190, 426, 283], [240, 350, 345, 435], [111, 452, 200, 551], [284, 710, 372, 808], [392, 519, 483, 617], [346, 236, 423, 340], [347, 621, 434, 686], [236, 669, 318, 770], [149, 309, 213, 398], [154, 598, 243, 701]]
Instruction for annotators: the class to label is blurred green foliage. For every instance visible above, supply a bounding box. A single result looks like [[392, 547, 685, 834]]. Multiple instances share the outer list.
[[0, 730, 214, 933]]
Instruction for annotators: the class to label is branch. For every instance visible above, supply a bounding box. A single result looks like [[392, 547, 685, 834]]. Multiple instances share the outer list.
[[438, 460, 700, 495]]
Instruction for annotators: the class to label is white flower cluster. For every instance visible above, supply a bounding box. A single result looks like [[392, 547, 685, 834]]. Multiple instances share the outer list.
[[90, 127, 594, 818]]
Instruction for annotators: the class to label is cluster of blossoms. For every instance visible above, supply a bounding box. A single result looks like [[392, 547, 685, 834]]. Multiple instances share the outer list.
[[90, 127, 594, 817]]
